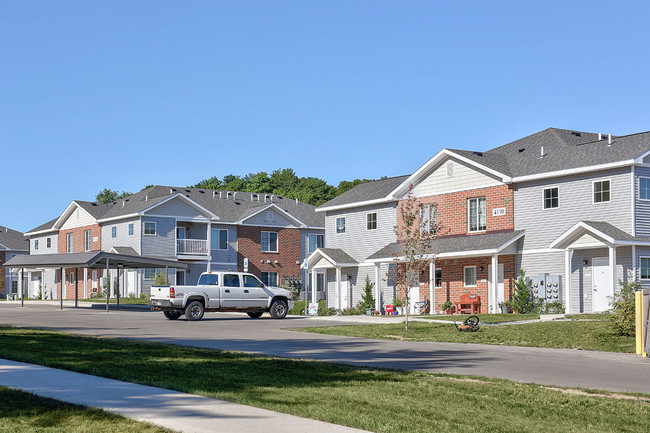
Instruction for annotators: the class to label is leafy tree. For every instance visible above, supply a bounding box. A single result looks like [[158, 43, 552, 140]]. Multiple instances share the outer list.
[[389, 184, 439, 330], [270, 168, 299, 196], [96, 188, 132, 204], [247, 172, 273, 193], [609, 275, 639, 336], [193, 177, 222, 190], [336, 179, 369, 195], [359, 275, 375, 310], [152, 272, 170, 286], [510, 270, 533, 314]]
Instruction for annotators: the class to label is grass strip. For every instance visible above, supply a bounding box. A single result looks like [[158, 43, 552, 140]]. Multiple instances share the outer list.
[[296, 320, 634, 353], [417, 313, 539, 323], [0, 386, 170, 432], [0, 326, 646, 433]]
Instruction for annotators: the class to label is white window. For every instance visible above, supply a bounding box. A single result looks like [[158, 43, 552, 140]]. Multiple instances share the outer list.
[[34, 240, 38, 250], [468, 198, 486, 232], [367, 213, 377, 230], [211, 229, 228, 250], [46, 238, 51, 248], [640, 178, 650, 201], [261, 271, 278, 286], [641, 257, 650, 279], [66, 233, 73, 253], [464, 266, 477, 287], [111, 226, 117, 238], [308, 234, 324, 254], [336, 217, 346, 234], [261, 231, 278, 252], [144, 268, 156, 279], [128, 223, 134, 236], [421, 204, 436, 234], [593, 180, 611, 203], [144, 222, 156, 236], [543, 187, 559, 209], [84, 230, 92, 251]]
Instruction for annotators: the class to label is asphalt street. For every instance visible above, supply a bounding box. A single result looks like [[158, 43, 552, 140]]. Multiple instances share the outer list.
[[1, 302, 649, 394]]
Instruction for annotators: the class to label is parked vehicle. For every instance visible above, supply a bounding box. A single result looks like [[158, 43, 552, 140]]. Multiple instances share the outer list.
[[149, 271, 293, 321]]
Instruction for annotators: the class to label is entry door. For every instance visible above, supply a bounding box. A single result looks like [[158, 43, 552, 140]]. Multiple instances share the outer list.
[[487, 264, 505, 306], [340, 275, 349, 309], [176, 270, 185, 285], [32, 274, 41, 299], [409, 286, 420, 314], [592, 257, 612, 312], [126, 270, 137, 296]]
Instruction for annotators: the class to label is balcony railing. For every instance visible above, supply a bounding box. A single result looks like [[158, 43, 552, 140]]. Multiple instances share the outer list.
[[177, 239, 208, 255]]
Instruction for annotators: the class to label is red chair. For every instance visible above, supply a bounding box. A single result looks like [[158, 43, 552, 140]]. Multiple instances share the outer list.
[[385, 304, 394, 315]]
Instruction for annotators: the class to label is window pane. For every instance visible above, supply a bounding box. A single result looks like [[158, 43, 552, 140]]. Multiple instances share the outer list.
[[243, 275, 263, 287], [223, 274, 240, 287], [469, 199, 477, 231], [641, 178, 650, 200], [367, 213, 377, 230], [478, 198, 486, 230], [336, 217, 345, 233], [642, 258, 650, 279], [219, 230, 228, 249], [261, 232, 269, 251], [435, 269, 442, 287], [464, 267, 477, 286], [269, 232, 278, 251]]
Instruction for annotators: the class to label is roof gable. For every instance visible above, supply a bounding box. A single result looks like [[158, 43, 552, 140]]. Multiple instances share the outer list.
[[55, 201, 99, 230], [142, 194, 218, 221]]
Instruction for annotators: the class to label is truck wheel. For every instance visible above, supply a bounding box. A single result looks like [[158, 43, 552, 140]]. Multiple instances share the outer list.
[[269, 299, 288, 319], [247, 311, 263, 319], [163, 311, 182, 320], [185, 301, 205, 321]]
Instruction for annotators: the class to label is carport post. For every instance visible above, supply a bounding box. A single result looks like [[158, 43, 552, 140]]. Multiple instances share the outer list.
[[60, 267, 63, 310], [106, 258, 110, 313], [116, 266, 121, 310], [74, 268, 78, 308], [165, 265, 169, 283], [20, 268, 24, 307]]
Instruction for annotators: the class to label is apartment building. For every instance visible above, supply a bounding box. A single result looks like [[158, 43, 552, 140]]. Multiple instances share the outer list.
[[0, 225, 29, 299]]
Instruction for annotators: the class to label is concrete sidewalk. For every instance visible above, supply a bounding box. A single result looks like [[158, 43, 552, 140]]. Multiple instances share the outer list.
[[0, 358, 368, 433]]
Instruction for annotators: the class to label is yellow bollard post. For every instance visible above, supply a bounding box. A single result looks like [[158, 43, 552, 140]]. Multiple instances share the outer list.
[[636, 290, 645, 356]]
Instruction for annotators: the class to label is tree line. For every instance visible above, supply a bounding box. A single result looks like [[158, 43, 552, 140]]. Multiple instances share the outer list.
[[95, 168, 378, 206]]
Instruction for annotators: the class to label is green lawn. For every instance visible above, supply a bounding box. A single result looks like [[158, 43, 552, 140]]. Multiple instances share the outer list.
[[297, 319, 634, 353], [79, 297, 149, 305], [0, 386, 170, 432], [418, 313, 539, 323], [0, 326, 646, 433]]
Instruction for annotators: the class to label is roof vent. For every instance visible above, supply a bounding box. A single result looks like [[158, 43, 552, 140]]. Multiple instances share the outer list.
[[295, 198, 299, 205], [608, 134, 612, 146], [122, 200, 125, 207], [233, 192, 237, 199], [518, 148, 525, 153], [598, 132, 602, 140], [145, 195, 148, 202], [540, 146, 546, 158], [570, 131, 581, 137], [472, 151, 483, 156]]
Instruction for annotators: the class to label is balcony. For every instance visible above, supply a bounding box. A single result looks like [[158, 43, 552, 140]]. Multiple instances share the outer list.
[[177, 239, 208, 256]]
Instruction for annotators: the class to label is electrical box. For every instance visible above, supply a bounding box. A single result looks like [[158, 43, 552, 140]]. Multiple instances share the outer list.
[[530, 273, 562, 303]]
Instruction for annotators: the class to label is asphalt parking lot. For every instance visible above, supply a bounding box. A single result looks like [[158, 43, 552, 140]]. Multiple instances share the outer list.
[[1, 301, 649, 394]]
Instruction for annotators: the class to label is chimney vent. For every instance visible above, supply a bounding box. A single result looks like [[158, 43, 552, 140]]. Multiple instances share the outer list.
[[598, 132, 602, 140], [608, 134, 612, 146], [145, 195, 148, 202], [540, 146, 545, 158]]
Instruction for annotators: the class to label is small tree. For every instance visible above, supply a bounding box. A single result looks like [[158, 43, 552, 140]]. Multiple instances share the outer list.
[[153, 272, 170, 286], [359, 275, 375, 310], [510, 270, 533, 314], [609, 275, 639, 336], [388, 184, 440, 330]]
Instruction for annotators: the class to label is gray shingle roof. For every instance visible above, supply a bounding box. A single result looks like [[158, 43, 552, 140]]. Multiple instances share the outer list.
[[367, 230, 525, 260], [318, 175, 409, 209], [27, 217, 59, 234], [110, 246, 139, 256], [0, 225, 28, 251], [317, 248, 358, 264]]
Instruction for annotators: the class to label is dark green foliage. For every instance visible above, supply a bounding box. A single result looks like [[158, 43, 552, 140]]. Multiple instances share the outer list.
[[359, 275, 375, 310], [510, 270, 534, 314], [95, 188, 132, 204], [609, 277, 640, 336]]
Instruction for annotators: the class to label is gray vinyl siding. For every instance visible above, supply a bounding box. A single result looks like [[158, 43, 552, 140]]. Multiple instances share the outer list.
[[515, 168, 633, 251], [244, 210, 297, 228], [634, 166, 650, 236], [324, 263, 396, 310], [146, 197, 207, 220], [141, 216, 176, 258], [209, 224, 237, 265], [301, 229, 325, 262], [30, 234, 58, 255], [101, 218, 141, 254], [519, 251, 565, 279], [325, 203, 397, 262]]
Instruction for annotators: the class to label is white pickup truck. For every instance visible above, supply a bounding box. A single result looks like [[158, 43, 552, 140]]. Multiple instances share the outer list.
[[149, 271, 294, 321]]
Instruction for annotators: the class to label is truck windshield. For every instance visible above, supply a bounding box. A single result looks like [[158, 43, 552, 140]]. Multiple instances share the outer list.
[[243, 275, 264, 288], [198, 274, 219, 285]]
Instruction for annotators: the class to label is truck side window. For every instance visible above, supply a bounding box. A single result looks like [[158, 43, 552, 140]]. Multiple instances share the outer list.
[[198, 274, 219, 285], [243, 275, 264, 288], [223, 274, 240, 287]]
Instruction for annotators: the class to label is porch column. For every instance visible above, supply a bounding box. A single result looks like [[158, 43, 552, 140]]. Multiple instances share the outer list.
[[105, 259, 110, 313], [491, 255, 498, 314], [83, 268, 88, 299], [375, 263, 381, 312], [310, 270, 316, 305], [335, 267, 342, 310], [609, 246, 617, 295], [565, 248, 572, 314], [207, 222, 212, 272], [429, 261, 435, 314], [74, 268, 78, 308], [60, 267, 64, 310], [20, 268, 24, 307]]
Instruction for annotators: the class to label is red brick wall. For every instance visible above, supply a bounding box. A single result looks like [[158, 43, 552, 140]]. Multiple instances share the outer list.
[[57, 267, 100, 300], [236, 226, 302, 285], [397, 184, 514, 237], [396, 255, 516, 314], [58, 224, 102, 253]]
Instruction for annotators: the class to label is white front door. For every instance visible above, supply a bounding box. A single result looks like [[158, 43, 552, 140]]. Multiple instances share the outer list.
[[487, 264, 505, 306], [340, 274, 349, 309], [592, 257, 612, 312], [409, 286, 420, 314], [126, 270, 137, 296]]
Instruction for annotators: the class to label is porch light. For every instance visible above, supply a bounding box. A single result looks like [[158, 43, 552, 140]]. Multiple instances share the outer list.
[[583, 259, 589, 265]]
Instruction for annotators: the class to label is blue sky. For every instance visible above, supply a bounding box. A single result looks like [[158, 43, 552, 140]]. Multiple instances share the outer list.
[[2, 1, 650, 232]]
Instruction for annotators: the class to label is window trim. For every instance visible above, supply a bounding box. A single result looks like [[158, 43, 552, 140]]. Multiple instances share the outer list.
[[211, 229, 229, 250], [34, 239, 38, 250], [434, 269, 442, 288], [308, 233, 324, 254], [261, 231, 278, 252], [46, 238, 51, 248], [592, 179, 611, 204], [366, 212, 377, 231], [66, 233, 73, 253], [640, 256, 650, 280], [639, 177, 650, 201], [128, 223, 134, 236], [84, 230, 92, 251], [467, 197, 487, 233], [542, 186, 559, 210], [336, 217, 346, 234], [463, 266, 478, 287], [144, 222, 157, 236]]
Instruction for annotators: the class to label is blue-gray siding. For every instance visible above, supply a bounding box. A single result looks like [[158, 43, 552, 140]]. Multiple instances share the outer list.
[[141, 217, 176, 258]]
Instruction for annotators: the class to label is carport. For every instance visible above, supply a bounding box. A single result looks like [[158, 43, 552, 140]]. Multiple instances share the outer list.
[[4, 251, 187, 312]]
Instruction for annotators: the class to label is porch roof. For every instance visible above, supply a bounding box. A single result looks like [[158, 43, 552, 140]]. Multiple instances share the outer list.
[[307, 248, 358, 268], [550, 221, 650, 249], [366, 230, 525, 263], [4, 251, 187, 270]]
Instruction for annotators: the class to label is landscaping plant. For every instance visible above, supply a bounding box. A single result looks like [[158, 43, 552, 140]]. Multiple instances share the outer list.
[[510, 269, 533, 314], [359, 275, 375, 310], [609, 276, 640, 336]]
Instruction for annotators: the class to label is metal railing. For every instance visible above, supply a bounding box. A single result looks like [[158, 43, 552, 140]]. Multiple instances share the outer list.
[[176, 239, 208, 255]]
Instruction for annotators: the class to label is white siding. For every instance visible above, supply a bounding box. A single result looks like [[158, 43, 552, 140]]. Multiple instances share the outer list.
[[412, 157, 502, 198], [325, 203, 397, 262], [30, 234, 58, 255], [101, 218, 141, 254], [60, 206, 96, 229]]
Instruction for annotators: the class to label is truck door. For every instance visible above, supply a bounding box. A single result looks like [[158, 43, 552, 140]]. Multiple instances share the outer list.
[[198, 273, 220, 309], [221, 274, 243, 308], [242, 275, 269, 308]]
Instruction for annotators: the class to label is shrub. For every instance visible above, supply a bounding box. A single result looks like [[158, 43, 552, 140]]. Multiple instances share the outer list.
[[510, 270, 533, 314], [439, 300, 453, 311], [359, 276, 375, 310], [609, 277, 639, 336], [532, 299, 564, 314]]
